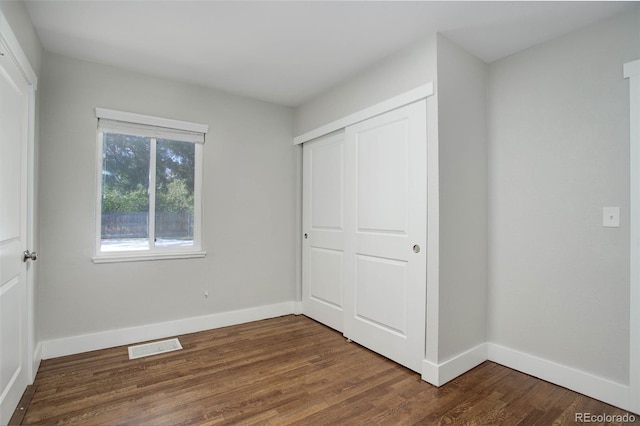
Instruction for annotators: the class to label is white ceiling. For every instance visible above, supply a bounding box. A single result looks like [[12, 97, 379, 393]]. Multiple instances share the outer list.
[[24, 1, 636, 107]]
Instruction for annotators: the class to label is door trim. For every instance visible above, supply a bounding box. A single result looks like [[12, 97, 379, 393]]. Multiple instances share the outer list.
[[626, 58, 640, 414], [0, 13, 37, 90], [0, 10, 39, 382], [293, 83, 433, 145]]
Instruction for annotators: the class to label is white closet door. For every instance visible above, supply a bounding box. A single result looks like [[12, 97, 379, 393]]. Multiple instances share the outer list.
[[343, 100, 427, 373], [302, 132, 346, 331]]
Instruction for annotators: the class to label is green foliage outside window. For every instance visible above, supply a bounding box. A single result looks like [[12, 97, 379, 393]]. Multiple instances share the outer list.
[[101, 134, 195, 214]]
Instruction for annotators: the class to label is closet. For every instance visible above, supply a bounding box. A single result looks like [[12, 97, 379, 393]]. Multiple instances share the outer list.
[[301, 99, 427, 373]]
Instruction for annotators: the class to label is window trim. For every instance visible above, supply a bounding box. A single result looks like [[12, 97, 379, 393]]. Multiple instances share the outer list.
[[95, 107, 208, 135], [92, 108, 207, 263]]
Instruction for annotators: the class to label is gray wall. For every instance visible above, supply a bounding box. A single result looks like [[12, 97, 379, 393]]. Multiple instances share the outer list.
[[294, 35, 437, 136], [38, 52, 297, 341], [436, 35, 488, 362], [488, 9, 640, 385]]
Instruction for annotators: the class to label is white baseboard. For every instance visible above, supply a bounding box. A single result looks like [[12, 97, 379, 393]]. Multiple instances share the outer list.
[[422, 343, 488, 386], [293, 301, 303, 315], [41, 301, 295, 359], [487, 343, 631, 412]]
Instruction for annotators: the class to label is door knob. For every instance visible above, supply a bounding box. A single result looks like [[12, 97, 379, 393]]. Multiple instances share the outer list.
[[23, 250, 37, 262], [413, 244, 420, 253]]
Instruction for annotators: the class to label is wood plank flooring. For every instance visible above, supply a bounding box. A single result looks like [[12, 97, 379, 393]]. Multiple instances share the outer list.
[[19, 315, 635, 425]]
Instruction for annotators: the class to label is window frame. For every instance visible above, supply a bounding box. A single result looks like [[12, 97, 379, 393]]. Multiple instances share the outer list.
[[92, 108, 207, 263]]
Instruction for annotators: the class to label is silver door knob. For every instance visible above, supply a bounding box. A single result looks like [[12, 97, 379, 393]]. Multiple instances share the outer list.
[[413, 244, 420, 253], [23, 250, 37, 262]]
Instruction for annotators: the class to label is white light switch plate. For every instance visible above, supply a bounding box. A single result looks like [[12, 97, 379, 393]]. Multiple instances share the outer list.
[[603, 207, 620, 228]]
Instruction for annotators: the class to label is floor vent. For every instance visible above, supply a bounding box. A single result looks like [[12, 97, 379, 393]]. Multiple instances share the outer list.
[[128, 338, 183, 360]]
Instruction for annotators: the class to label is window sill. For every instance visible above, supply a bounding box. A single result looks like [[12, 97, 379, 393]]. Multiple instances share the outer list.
[[92, 251, 206, 264]]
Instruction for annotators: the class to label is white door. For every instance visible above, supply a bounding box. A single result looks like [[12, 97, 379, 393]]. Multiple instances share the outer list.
[[302, 132, 345, 332], [0, 39, 32, 424], [343, 100, 427, 373]]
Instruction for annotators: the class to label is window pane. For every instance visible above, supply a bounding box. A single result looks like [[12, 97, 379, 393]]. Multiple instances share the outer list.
[[155, 139, 195, 248], [100, 133, 150, 251]]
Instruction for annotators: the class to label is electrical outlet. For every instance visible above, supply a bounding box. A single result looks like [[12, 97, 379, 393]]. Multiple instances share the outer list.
[[603, 207, 620, 228]]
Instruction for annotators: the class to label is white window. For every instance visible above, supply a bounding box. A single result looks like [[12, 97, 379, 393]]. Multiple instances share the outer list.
[[93, 108, 208, 263]]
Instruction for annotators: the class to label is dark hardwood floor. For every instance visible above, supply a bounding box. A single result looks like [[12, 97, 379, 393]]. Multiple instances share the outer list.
[[17, 315, 635, 425]]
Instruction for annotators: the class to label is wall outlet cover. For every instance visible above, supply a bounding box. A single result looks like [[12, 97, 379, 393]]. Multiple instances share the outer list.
[[603, 207, 620, 228]]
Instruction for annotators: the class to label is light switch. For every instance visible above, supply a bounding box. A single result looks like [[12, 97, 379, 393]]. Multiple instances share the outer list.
[[603, 207, 620, 228]]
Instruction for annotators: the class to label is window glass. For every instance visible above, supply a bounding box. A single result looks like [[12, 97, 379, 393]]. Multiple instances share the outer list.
[[155, 139, 195, 248], [101, 133, 150, 252]]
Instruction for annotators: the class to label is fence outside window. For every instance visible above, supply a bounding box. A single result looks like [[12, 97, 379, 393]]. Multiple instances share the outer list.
[[101, 212, 194, 240]]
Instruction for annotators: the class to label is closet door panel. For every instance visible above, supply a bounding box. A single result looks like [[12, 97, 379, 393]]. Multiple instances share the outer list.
[[344, 100, 427, 373], [355, 254, 408, 334], [302, 132, 345, 332], [310, 140, 343, 230], [309, 247, 343, 309], [356, 118, 409, 234]]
